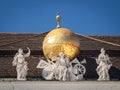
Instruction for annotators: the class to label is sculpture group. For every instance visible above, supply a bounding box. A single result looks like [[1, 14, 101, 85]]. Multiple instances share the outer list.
[[12, 48, 112, 81], [37, 52, 86, 81]]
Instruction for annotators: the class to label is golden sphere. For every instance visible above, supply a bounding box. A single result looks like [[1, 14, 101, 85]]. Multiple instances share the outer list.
[[42, 28, 80, 61]]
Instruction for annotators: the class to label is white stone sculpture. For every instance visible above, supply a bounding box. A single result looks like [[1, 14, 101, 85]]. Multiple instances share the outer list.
[[37, 52, 86, 81], [96, 48, 112, 80], [56, 52, 69, 81], [12, 47, 31, 80], [69, 58, 86, 81]]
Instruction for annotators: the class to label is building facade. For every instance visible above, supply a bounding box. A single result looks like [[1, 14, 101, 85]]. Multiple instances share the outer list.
[[0, 33, 120, 80]]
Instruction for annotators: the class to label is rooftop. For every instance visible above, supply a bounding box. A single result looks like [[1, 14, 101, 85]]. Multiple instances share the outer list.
[[0, 32, 119, 51]]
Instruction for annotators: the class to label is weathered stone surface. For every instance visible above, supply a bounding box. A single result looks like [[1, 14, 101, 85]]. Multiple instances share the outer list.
[[0, 81, 120, 90]]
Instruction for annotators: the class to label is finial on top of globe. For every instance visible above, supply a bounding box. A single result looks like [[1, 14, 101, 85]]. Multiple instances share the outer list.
[[42, 12, 80, 61], [56, 12, 61, 28]]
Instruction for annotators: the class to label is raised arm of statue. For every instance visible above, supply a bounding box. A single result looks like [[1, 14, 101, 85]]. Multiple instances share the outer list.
[[24, 47, 31, 58]]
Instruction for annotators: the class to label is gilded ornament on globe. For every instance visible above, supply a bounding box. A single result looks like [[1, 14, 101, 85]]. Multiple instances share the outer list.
[[42, 13, 80, 60]]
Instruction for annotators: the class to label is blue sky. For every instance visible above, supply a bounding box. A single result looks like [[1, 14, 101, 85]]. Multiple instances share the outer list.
[[0, 0, 120, 35]]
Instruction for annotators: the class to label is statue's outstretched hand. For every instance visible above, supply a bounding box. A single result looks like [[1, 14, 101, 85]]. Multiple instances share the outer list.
[[26, 47, 30, 50], [24, 47, 31, 57]]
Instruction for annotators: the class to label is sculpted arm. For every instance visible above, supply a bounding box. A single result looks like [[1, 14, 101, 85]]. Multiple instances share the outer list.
[[12, 53, 18, 66], [96, 54, 101, 64], [24, 47, 31, 58], [106, 54, 112, 69], [106, 55, 112, 64]]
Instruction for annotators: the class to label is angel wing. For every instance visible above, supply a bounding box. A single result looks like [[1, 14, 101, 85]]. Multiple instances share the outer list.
[[36, 59, 49, 69]]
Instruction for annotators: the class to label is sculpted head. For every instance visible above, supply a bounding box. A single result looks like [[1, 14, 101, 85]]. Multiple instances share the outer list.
[[59, 52, 65, 57], [100, 48, 105, 54], [18, 48, 23, 54]]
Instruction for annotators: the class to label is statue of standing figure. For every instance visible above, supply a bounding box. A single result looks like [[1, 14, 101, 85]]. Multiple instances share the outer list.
[[12, 47, 31, 80], [57, 52, 70, 81], [96, 48, 112, 80]]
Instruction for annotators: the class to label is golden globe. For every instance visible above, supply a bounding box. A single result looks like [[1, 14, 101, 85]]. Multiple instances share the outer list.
[[42, 28, 80, 60]]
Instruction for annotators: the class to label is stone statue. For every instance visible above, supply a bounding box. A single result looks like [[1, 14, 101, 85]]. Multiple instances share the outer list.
[[37, 52, 86, 81], [12, 47, 31, 80], [37, 53, 58, 80], [69, 58, 86, 81], [96, 48, 112, 80], [57, 52, 70, 81]]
